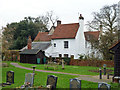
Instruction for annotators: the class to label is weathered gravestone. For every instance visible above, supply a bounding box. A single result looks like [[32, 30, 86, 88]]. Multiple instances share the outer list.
[[25, 73, 34, 87], [7, 71, 14, 84], [98, 82, 111, 90], [70, 78, 81, 90], [1, 71, 14, 87], [46, 75, 58, 89]]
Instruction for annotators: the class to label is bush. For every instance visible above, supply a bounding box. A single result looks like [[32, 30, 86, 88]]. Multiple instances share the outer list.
[[63, 58, 71, 65]]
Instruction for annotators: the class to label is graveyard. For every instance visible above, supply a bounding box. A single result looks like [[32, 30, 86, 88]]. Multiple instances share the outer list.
[[1, 61, 120, 89], [1, 1, 120, 89]]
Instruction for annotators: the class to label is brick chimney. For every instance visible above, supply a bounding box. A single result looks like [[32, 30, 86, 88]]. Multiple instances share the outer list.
[[27, 36, 32, 49], [57, 20, 61, 26]]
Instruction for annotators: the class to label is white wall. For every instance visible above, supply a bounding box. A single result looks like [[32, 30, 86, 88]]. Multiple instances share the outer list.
[[85, 41, 103, 59], [45, 19, 86, 59]]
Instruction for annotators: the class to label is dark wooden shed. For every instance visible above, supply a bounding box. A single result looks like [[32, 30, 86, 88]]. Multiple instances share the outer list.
[[20, 49, 45, 64], [109, 40, 120, 82]]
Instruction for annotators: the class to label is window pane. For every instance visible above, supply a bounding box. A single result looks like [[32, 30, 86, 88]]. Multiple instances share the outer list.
[[54, 43, 56, 47], [64, 41, 68, 48]]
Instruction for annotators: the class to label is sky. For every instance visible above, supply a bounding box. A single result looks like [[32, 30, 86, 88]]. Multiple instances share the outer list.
[[0, 0, 120, 31]]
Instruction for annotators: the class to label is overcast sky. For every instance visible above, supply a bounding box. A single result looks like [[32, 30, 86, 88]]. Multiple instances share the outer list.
[[0, 0, 120, 30]]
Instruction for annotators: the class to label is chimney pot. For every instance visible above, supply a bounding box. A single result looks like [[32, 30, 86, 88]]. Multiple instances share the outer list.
[[57, 20, 61, 26], [79, 14, 84, 20]]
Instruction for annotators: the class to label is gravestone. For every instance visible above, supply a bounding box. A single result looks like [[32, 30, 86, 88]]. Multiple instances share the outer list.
[[98, 82, 111, 90], [25, 73, 34, 87], [6, 71, 14, 84], [70, 78, 81, 90], [62, 59, 65, 69], [1, 71, 14, 87], [46, 75, 58, 89]]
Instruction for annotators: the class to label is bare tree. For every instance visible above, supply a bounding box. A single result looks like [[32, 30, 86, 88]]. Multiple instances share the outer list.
[[86, 4, 118, 60], [46, 11, 59, 26]]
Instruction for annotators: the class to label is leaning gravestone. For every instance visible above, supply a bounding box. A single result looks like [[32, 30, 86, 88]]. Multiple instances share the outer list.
[[70, 78, 81, 90], [98, 82, 111, 90], [46, 75, 58, 89], [7, 71, 14, 84], [25, 73, 34, 87]]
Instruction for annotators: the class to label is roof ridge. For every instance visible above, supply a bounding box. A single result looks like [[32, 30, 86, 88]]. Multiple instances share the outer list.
[[84, 31, 100, 33], [59, 23, 79, 26]]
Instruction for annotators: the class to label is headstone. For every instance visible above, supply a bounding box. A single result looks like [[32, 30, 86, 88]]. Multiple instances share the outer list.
[[70, 78, 81, 89], [46, 75, 58, 89], [98, 82, 111, 90], [62, 59, 65, 69], [25, 73, 34, 87], [99, 67, 102, 79], [6, 71, 14, 84]]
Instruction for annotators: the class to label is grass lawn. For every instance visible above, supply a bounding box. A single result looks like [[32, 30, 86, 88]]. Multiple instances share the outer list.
[[2, 61, 99, 89], [2, 61, 119, 89], [18, 61, 114, 75]]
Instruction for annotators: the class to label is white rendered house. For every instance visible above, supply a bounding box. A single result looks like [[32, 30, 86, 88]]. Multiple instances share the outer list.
[[32, 14, 101, 59]]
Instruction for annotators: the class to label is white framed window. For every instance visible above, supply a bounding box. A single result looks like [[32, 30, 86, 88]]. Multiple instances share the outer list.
[[54, 43, 56, 47], [64, 41, 68, 48]]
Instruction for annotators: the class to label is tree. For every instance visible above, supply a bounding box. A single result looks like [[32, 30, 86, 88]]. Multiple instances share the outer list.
[[46, 11, 59, 27], [2, 23, 17, 52], [86, 4, 118, 60], [2, 16, 49, 50], [2, 11, 59, 50]]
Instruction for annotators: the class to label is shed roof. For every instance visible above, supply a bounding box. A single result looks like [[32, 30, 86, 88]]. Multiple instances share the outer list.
[[109, 40, 120, 51], [20, 42, 51, 51], [20, 49, 40, 55]]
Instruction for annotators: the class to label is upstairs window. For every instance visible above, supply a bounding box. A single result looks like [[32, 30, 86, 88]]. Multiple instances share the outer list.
[[64, 41, 68, 48], [54, 43, 56, 47]]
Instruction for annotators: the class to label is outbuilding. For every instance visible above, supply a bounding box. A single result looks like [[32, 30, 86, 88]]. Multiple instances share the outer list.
[[20, 49, 46, 64], [109, 40, 120, 82]]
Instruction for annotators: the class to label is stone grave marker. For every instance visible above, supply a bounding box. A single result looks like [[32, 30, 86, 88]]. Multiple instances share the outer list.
[[6, 71, 14, 84], [98, 82, 111, 90], [46, 75, 58, 89], [25, 73, 34, 87], [70, 78, 81, 90]]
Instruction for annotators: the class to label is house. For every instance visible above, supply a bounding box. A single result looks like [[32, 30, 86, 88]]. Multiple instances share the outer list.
[[84, 31, 101, 58], [21, 14, 101, 59], [33, 14, 101, 59]]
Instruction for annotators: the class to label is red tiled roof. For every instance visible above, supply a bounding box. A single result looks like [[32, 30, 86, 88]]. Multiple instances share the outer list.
[[34, 32, 51, 41], [51, 23, 79, 39], [84, 31, 100, 41]]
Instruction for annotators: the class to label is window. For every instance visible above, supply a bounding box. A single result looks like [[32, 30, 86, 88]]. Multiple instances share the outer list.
[[54, 43, 56, 47], [64, 54, 68, 58], [59, 54, 62, 58], [64, 41, 68, 48]]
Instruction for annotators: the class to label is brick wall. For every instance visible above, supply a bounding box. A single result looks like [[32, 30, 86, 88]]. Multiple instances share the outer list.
[[69, 59, 114, 67]]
